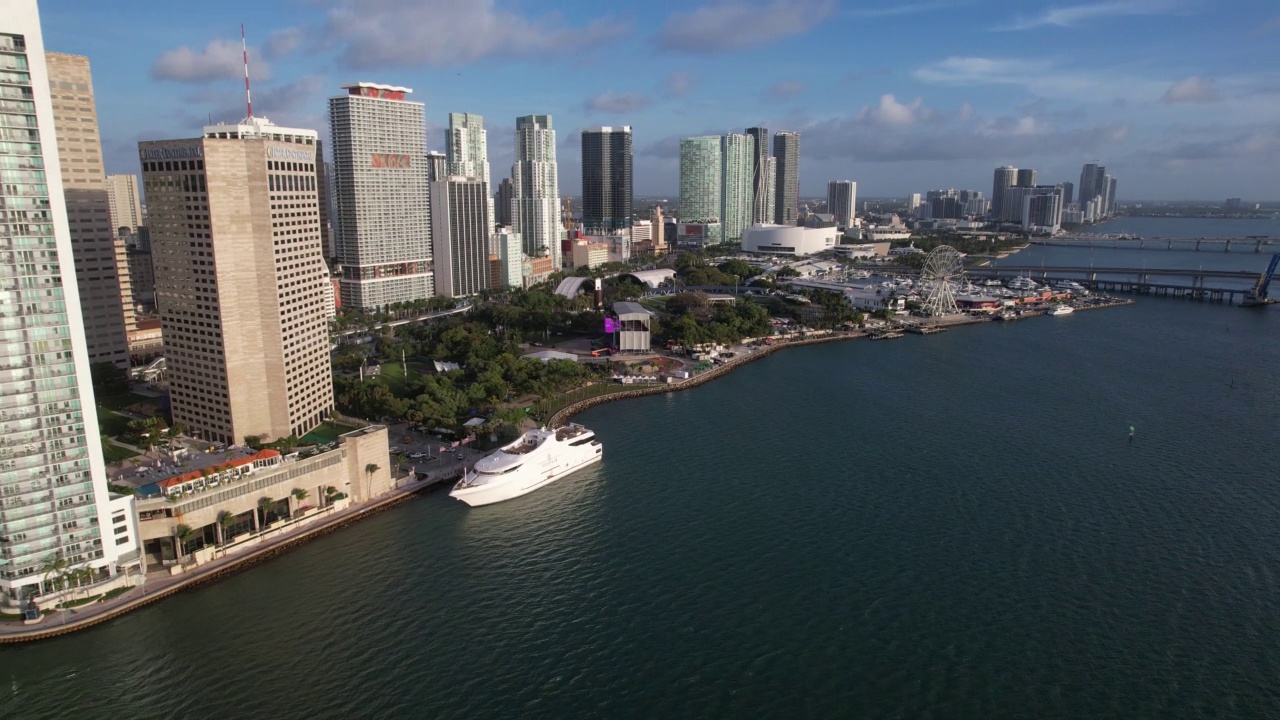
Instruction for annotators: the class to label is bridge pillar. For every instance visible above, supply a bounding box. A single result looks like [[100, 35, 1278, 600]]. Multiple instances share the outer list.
[[1225, 240, 1231, 252], [1195, 239, 1201, 251], [1167, 240, 1173, 250], [1257, 240, 1263, 253]]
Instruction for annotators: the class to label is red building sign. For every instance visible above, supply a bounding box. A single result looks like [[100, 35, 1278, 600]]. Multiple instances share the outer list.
[[371, 153, 412, 169]]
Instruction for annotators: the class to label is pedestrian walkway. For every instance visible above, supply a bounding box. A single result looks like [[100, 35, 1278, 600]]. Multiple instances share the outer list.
[[0, 469, 458, 643]]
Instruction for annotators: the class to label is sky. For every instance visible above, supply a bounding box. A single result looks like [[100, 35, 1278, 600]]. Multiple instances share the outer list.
[[38, 0, 1280, 201]]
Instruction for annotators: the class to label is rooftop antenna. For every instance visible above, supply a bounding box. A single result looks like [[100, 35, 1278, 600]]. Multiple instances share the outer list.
[[241, 24, 253, 119]]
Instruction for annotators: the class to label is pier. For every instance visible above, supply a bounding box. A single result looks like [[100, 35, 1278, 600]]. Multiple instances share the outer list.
[[1032, 236, 1278, 253]]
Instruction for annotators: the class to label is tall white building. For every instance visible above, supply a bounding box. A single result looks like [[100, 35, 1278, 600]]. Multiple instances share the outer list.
[[511, 115, 561, 267], [827, 180, 857, 227], [492, 228, 522, 289], [720, 133, 754, 243], [430, 176, 491, 297], [446, 112, 492, 237], [679, 136, 721, 239], [329, 82, 432, 310], [0, 0, 142, 605], [104, 174, 143, 234]]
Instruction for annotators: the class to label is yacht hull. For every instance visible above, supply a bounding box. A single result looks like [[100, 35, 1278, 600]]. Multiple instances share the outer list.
[[450, 451, 602, 507]]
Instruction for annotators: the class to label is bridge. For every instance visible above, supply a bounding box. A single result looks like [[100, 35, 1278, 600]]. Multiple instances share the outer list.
[[332, 303, 471, 339], [1033, 236, 1278, 253]]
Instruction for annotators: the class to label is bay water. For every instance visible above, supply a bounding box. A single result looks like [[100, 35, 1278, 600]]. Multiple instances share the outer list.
[[2, 232, 1279, 719]]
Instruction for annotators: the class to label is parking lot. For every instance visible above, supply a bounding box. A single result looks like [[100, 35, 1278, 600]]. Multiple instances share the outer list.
[[383, 421, 486, 478]]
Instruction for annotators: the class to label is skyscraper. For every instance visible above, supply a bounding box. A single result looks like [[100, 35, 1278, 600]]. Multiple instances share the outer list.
[[1, 0, 142, 604], [430, 176, 491, 297], [679, 136, 721, 234], [44, 52, 133, 370], [446, 113, 492, 237], [1079, 163, 1105, 207], [991, 166, 1017, 221], [827, 180, 857, 226], [1103, 175, 1117, 216], [745, 126, 774, 224], [1016, 168, 1037, 188], [580, 126, 633, 236], [720, 132, 754, 243], [512, 115, 561, 266], [329, 82, 432, 309], [773, 131, 800, 225], [425, 151, 447, 183], [140, 116, 335, 443], [1060, 181, 1074, 207], [495, 177, 513, 227], [104, 174, 144, 234]]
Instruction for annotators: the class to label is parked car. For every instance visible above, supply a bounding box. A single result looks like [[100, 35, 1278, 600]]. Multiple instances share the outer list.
[[456, 452, 465, 459]]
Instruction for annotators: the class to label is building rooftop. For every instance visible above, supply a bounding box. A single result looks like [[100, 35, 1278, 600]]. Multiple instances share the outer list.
[[341, 81, 413, 93], [613, 301, 651, 317], [155, 449, 282, 492]]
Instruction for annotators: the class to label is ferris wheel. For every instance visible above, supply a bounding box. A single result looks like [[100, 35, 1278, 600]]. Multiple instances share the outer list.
[[919, 245, 965, 316]]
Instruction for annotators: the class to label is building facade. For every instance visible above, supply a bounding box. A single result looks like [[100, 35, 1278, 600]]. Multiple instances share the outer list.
[[720, 132, 754, 243], [329, 82, 432, 310], [678, 136, 721, 234], [511, 115, 561, 266], [445, 112, 492, 238], [492, 228, 522, 288], [745, 126, 774, 225], [104, 173, 143, 234], [140, 116, 335, 444], [580, 126, 632, 236], [1016, 168, 1037, 188], [827, 180, 857, 226], [991, 166, 1017, 221], [773, 130, 800, 225], [430, 176, 491, 297], [0, 1, 141, 604], [45, 52, 133, 370], [495, 177, 513, 227]]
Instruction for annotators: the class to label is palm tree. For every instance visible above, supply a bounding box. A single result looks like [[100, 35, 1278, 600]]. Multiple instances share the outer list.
[[174, 523, 196, 561], [364, 463, 380, 500], [291, 488, 309, 517], [40, 552, 68, 595], [216, 510, 237, 550], [257, 496, 275, 531], [323, 485, 338, 507]]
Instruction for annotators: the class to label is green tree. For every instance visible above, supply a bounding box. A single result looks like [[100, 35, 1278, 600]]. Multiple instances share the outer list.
[[216, 510, 238, 548], [174, 523, 197, 560], [257, 496, 275, 530], [90, 361, 129, 398], [364, 463, 380, 500], [291, 487, 309, 516]]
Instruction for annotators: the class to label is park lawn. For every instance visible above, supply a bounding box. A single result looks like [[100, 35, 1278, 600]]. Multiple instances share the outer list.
[[375, 360, 430, 396], [102, 442, 138, 463], [300, 421, 361, 446], [96, 406, 132, 438]]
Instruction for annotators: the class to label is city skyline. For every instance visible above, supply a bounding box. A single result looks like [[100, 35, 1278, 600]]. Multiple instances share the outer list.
[[36, 0, 1280, 200]]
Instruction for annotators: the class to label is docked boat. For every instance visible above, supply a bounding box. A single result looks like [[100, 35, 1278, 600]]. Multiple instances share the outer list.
[[1048, 304, 1075, 316], [449, 424, 602, 506], [1007, 276, 1039, 291]]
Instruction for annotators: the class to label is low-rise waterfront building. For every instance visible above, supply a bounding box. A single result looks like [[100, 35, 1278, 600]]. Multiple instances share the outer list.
[[742, 224, 839, 256], [134, 424, 391, 573]]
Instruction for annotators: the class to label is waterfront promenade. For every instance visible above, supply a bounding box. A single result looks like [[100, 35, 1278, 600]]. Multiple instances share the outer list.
[[0, 465, 464, 643]]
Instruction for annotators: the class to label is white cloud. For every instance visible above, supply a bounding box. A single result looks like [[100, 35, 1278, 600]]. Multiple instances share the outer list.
[[152, 39, 270, 84], [848, 1, 968, 18], [855, 94, 927, 126], [665, 71, 695, 97], [658, 0, 836, 53], [1161, 76, 1221, 104], [996, 0, 1179, 31], [263, 28, 304, 60], [321, 0, 628, 68], [765, 80, 806, 99], [584, 92, 654, 114], [913, 56, 1168, 103]]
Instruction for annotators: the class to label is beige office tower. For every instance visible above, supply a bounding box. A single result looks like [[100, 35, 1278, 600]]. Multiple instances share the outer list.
[[139, 116, 335, 444], [104, 173, 143, 234], [44, 52, 133, 369]]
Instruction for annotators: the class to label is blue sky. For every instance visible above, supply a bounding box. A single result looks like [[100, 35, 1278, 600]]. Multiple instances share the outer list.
[[39, 0, 1280, 201]]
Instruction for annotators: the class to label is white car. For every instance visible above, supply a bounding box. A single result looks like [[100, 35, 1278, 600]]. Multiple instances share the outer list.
[[409, 452, 426, 460], [389, 446, 401, 453]]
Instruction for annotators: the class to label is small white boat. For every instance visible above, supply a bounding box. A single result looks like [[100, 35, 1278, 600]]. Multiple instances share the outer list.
[[1048, 305, 1075, 316]]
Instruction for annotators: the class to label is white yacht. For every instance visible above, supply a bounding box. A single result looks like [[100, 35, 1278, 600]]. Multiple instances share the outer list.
[[1048, 304, 1075, 316], [1007, 276, 1039, 291], [449, 424, 602, 507]]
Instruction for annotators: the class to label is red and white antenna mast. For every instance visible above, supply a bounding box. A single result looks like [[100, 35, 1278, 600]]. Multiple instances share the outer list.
[[241, 24, 253, 118]]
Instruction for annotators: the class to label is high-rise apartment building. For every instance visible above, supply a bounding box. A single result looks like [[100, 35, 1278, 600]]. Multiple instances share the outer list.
[[1104, 175, 1117, 216], [1060, 181, 1074, 207], [446, 113, 492, 237], [580, 126, 633, 236], [425, 151, 447, 183], [104, 173, 143, 234], [329, 82, 432, 310], [1079, 163, 1105, 207], [827, 180, 857, 226], [1, 0, 142, 604], [492, 228, 522, 288], [1022, 186, 1064, 232], [991, 166, 1017, 220], [745, 126, 775, 224], [511, 114, 561, 266], [1016, 168, 1037, 188], [495, 177, 513, 227], [430, 176, 491, 297], [140, 116, 335, 444], [44, 52, 133, 371], [720, 133, 753, 243], [679, 136, 722, 239], [773, 130, 800, 225]]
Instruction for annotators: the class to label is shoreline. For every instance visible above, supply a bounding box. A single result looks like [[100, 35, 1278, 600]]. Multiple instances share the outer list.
[[0, 471, 456, 644]]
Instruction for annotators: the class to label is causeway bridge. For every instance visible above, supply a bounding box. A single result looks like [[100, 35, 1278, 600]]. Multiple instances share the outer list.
[[1033, 236, 1278, 252]]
